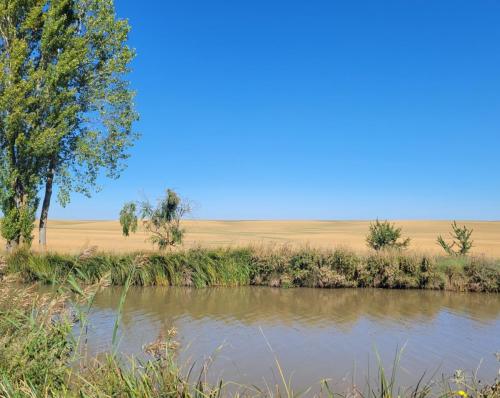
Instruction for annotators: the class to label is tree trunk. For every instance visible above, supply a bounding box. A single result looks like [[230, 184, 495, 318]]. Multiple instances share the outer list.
[[6, 239, 19, 253], [39, 160, 55, 250], [6, 182, 24, 252]]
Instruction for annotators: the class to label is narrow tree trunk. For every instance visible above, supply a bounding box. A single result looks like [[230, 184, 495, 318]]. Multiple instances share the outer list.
[[6, 239, 19, 253], [39, 160, 55, 250], [6, 181, 24, 252]]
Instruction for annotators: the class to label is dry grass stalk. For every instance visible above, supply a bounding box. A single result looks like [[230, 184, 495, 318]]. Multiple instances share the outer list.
[[78, 245, 99, 261], [144, 327, 180, 359]]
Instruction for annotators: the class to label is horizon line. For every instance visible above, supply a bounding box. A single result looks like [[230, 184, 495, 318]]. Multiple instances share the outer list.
[[43, 218, 500, 223]]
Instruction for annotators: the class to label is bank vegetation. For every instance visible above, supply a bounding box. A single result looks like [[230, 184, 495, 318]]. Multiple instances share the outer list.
[[1, 245, 499, 293]]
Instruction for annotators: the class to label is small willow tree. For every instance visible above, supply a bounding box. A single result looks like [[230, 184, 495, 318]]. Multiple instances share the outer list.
[[119, 202, 138, 237], [120, 189, 191, 250], [437, 221, 473, 256], [0, 0, 138, 250]]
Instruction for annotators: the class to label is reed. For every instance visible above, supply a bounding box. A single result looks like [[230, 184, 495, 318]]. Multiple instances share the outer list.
[[2, 246, 499, 292]]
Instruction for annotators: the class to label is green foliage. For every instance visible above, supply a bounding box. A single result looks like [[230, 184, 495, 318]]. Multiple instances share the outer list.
[[142, 189, 189, 250], [119, 202, 138, 236], [0, 288, 72, 394], [5, 246, 499, 292], [463, 257, 500, 292], [120, 189, 191, 250], [366, 219, 411, 251], [328, 248, 361, 280], [0, 196, 39, 248], [437, 221, 474, 256], [0, 0, 138, 248]]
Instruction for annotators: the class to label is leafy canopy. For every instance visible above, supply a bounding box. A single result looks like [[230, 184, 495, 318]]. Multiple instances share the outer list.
[[119, 202, 138, 237], [120, 190, 191, 250], [366, 219, 410, 251], [0, 0, 137, 246]]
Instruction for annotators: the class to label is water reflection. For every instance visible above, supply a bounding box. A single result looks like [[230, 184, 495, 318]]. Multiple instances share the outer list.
[[79, 287, 500, 391], [92, 287, 500, 329]]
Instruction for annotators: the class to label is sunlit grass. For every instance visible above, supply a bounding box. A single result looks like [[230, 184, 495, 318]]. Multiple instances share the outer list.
[[3, 246, 499, 292]]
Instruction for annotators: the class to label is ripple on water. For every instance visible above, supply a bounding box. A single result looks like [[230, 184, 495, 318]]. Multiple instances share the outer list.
[[71, 287, 500, 391]]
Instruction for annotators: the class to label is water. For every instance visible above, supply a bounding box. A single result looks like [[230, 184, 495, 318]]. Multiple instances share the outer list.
[[79, 287, 500, 392]]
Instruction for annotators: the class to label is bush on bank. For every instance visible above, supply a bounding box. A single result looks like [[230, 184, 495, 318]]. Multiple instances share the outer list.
[[2, 246, 499, 292]]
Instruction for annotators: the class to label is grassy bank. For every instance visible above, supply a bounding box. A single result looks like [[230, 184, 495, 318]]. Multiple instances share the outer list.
[[2, 246, 500, 292], [0, 284, 211, 397], [0, 284, 499, 397]]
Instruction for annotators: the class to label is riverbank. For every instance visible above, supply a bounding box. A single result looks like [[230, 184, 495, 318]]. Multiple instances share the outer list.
[[1, 283, 499, 397], [2, 246, 499, 292]]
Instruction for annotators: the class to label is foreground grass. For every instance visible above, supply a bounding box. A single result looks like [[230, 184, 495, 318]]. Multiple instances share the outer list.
[[2, 246, 500, 292], [0, 283, 498, 397], [0, 284, 214, 397]]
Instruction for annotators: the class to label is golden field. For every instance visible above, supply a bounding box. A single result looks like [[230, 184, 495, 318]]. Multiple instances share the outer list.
[[5, 219, 500, 256]]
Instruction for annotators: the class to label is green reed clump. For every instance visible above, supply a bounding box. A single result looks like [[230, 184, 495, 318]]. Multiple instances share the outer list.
[[0, 284, 226, 397], [5, 249, 74, 284], [77, 355, 190, 397], [4, 246, 500, 292], [0, 285, 73, 395]]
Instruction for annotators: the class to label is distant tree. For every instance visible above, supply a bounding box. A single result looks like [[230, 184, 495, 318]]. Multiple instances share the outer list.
[[437, 221, 473, 256], [0, 0, 138, 251], [120, 189, 190, 250], [366, 219, 410, 251], [119, 202, 138, 237]]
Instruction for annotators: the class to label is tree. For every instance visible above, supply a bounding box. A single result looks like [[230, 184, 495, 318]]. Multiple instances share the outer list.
[[366, 219, 410, 251], [119, 202, 138, 237], [120, 189, 191, 250], [0, 0, 138, 251], [437, 221, 473, 256]]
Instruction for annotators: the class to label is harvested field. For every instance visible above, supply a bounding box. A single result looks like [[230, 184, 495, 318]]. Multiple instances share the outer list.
[[6, 219, 500, 256]]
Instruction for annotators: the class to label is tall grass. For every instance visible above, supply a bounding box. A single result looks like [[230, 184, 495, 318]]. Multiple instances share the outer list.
[[3, 246, 499, 292]]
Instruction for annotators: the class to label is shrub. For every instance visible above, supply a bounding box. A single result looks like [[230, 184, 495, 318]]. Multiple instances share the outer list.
[[366, 220, 410, 251], [418, 256, 444, 289], [289, 250, 320, 285], [306, 266, 351, 288], [325, 248, 362, 283], [249, 246, 293, 284], [365, 252, 422, 289], [437, 221, 474, 256], [463, 257, 500, 292]]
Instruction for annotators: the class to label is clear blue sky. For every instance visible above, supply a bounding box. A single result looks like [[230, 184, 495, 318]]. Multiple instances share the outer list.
[[52, 0, 500, 220]]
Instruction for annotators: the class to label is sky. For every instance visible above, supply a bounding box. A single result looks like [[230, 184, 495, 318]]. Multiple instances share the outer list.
[[51, 0, 500, 220]]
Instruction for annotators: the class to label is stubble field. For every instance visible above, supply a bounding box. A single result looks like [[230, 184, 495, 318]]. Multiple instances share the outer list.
[[8, 219, 500, 256]]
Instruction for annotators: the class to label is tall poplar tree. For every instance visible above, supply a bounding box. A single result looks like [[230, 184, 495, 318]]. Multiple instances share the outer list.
[[0, 0, 138, 250]]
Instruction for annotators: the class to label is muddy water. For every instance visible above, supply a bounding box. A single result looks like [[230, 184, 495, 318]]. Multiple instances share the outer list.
[[80, 287, 500, 391]]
